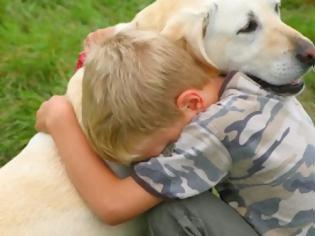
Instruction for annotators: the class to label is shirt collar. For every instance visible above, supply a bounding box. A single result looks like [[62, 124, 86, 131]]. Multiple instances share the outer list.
[[219, 72, 272, 99]]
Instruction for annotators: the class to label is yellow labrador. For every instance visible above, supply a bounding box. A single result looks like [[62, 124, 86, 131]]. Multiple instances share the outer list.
[[1, 0, 314, 235], [126, 0, 314, 93]]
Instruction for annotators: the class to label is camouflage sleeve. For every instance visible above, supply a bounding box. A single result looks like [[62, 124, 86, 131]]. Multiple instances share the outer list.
[[132, 123, 232, 199]]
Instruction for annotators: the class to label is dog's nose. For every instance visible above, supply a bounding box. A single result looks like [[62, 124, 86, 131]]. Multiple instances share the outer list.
[[296, 40, 315, 67]]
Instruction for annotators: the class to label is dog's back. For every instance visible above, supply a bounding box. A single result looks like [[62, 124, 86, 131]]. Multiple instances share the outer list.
[[0, 69, 147, 236]]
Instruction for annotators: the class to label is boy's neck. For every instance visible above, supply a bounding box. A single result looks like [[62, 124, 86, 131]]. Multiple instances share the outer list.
[[194, 58, 219, 77]]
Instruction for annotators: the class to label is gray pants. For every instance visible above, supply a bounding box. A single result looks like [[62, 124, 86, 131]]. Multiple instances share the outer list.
[[147, 192, 259, 236]]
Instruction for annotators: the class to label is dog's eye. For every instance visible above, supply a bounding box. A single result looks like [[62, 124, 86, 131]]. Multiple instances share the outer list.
[[237, 20, 258, 34]]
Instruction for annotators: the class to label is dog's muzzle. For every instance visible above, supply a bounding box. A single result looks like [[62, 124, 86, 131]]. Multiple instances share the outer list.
[[296, 39, 315, 68], [249, 40, 315, 96], [247, 74, 305, 96]]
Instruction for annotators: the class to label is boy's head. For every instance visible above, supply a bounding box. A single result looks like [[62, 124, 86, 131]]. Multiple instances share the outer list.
[[82, 29, 220, 165]]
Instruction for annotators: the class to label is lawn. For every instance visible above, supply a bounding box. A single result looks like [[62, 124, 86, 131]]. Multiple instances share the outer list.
[[0, 0, 314, 166]]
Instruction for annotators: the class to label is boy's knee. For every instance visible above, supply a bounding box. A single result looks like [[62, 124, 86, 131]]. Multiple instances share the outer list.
[[148, 192, 214, 224], [147, 194, 210, 236], [147, 199, 181, 227], [147, 192, 259, 236], [147, 202, 178, 236]]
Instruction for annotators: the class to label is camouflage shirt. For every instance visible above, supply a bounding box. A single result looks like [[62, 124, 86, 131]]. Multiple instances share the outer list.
[[132, 72, 315, 236]]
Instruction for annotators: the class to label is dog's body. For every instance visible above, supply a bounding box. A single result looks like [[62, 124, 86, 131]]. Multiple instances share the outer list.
[[0, 69, 147, 236], [0, 0, 314, 235]]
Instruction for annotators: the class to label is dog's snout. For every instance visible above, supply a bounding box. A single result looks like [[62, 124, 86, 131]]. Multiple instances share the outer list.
[[295, 39, 315, 67]]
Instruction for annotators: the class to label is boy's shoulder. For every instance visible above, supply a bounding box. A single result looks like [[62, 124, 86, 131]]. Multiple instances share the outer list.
[[195, 71, 314, 145], [196, 72, 274, 131], [202, 72, 313, 124]]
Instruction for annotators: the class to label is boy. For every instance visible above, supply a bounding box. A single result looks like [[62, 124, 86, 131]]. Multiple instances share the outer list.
[[36, 28, 315, 236], [80, 29, 220, 165]]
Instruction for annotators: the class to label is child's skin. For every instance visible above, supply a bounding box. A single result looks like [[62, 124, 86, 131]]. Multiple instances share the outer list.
[[35, 75, 223, 225]]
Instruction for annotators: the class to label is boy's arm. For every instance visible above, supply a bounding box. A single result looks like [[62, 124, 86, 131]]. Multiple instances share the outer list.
[[36, 96, 161, 225], [131, 117, 233, 200]]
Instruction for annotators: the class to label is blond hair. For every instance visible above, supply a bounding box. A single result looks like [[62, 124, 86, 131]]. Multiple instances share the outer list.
[[82, 30, 210, 165]]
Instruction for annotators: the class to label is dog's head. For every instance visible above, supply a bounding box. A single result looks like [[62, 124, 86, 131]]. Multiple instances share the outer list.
[[162, 0, 315, 95]]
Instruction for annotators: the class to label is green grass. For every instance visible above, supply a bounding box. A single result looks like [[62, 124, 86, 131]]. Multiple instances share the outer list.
[[0, 0, 314, 166], [281, 4, 315, 119], [0, 0, 153, 166]]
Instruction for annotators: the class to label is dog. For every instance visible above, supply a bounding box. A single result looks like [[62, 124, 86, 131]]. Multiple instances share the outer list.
[[127, 0, 315, 93], [0, 0, 314, 235]]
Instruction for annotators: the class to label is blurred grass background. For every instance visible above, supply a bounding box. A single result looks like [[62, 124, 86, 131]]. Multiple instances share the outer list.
[[0, 0, 314, 166]]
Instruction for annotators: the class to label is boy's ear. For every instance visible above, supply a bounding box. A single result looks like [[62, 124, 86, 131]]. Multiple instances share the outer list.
[[176, 90, 206, 113]]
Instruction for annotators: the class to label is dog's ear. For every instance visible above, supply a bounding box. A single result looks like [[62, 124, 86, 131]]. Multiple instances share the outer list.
[[161, 7, 217, 68]]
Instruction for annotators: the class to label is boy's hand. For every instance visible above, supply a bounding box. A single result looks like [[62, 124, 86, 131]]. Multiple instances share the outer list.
[[35, 95, 76, 134], [84, 27, 115, 53]]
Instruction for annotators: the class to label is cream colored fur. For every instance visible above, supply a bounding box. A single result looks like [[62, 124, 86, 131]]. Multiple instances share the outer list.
[[128, 0, 313, 84], [1, 0, 313, 235]]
